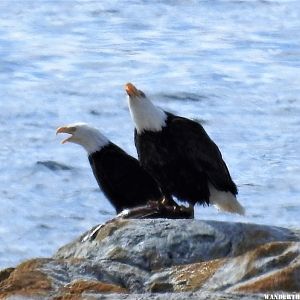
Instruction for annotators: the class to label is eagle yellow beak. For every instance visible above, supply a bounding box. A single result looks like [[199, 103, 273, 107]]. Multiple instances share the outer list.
[[56, 126, 76, 144], [125, 83, 140, 97]]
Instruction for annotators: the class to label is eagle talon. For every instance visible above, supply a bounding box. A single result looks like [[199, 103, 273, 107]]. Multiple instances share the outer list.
[[161, 197, 169, 206], [160, 196, 179, 207], [178, 204, 194, 219]]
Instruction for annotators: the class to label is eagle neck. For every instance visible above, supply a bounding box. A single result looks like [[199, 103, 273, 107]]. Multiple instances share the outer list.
[[128, 97, 167, 134]]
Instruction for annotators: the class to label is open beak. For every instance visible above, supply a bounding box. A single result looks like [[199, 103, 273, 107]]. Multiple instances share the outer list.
[[125, 83, 141, 97], [56, 126, 76, 144]]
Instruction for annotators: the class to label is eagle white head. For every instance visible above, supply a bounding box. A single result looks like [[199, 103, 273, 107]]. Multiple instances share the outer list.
[[56, 123, 109, 154], [125, 83, 167, 133]]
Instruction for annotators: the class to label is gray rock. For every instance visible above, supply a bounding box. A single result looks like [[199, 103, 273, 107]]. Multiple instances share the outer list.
[[36, 160, 73, 171], [81, 291, 263, 300], [1, 219, 299, 299], [55, 219, 298, 269]]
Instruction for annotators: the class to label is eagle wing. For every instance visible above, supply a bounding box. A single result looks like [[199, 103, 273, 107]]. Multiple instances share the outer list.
[[168, 114, 238, 194], [100, 145, 162, 203]]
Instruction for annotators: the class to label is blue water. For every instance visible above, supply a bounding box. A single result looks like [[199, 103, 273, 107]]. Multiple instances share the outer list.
[[0, 0, 299, 269]]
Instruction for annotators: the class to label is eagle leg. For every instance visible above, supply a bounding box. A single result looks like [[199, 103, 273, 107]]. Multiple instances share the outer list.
[[161, 195, 179, 208], [178, 203, 194, 219]]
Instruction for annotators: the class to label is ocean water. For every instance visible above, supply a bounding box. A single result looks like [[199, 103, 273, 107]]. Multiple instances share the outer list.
[[0, 0, 299, 269]]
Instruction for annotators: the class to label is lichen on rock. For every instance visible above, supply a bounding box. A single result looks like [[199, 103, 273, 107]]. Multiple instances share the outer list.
[[0, 219, 299, 299]]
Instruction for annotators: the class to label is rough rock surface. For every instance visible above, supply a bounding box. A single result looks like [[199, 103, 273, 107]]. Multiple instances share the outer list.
[[1, 219, 299, 299]]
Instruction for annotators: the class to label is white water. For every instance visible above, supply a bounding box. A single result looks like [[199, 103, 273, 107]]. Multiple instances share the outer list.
[[0, 0, 299, 269]]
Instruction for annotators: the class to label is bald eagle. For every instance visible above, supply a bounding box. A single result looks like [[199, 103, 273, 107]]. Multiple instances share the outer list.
[[125, 83, 245, 216], [56, 123, 163, 214]]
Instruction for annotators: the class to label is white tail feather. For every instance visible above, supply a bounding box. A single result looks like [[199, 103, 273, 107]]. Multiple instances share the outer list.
[[209, 183, 245, 215]]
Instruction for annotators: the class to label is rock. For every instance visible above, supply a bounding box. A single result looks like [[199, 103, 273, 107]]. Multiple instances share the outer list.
[[1, 219, 299, 299], [36, 160, 74, 171], [0, 259, 52, 298], [0, 267, 14, 282], [55, 219, 298, 270]]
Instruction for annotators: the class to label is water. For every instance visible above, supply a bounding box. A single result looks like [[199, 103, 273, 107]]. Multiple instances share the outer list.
[[0, 0, 299, 269]]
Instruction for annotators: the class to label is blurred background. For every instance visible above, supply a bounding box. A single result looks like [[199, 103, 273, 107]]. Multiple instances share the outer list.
[[0, 0, 299, 269]]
